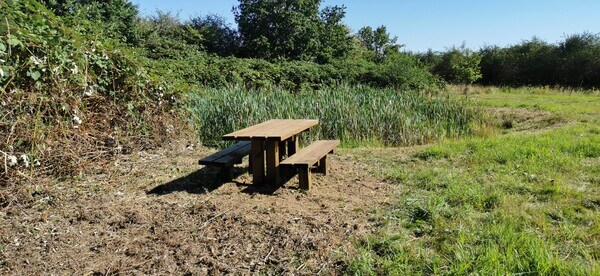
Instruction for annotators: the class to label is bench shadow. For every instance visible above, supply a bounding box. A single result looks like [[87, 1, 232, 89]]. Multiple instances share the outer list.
[[147, 166, 248, 195]]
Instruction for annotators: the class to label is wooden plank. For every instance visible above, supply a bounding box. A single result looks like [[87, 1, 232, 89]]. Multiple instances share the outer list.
[[251, 140, 265, 184], [210, 145, 252, 166], [223, 119, 318, 141], [198, 141, 251, 164], [277, 120, 318, 141], [265, 140, 280, 185], [281, 140, 339, 166], [223, 120, 288, 140]]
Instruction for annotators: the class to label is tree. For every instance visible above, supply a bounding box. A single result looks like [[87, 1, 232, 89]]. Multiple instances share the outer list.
[[233, 0, 351, 62], [432, 44, 482, 84], [357, 25, 399, 61], [189, 14, 240, 57], [137, 11, 203, 59]]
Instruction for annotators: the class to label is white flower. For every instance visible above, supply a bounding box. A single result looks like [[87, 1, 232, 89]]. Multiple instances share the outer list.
[[33, 159, 41, 167], [20, 155, 30, 168], [30, 56, 42, 65], [73, 115, 82, 125], [7, 155, 17, 167], [70, 65, 79, 74], [84, 86, 94, 97], [0, 68, 4, 77]]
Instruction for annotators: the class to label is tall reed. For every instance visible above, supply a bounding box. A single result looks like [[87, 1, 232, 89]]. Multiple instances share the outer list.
[[188, 85, 481, 147]]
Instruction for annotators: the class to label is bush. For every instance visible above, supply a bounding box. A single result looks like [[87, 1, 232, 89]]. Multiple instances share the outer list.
[[1, 0, 182, 180]]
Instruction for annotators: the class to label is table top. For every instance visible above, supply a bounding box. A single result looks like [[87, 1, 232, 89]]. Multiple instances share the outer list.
[[223, 119, 319, 141]]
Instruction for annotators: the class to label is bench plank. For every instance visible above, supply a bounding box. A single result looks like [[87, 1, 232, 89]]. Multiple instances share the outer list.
[[199, 141, 251, 166], [280, 140, 339, 166], [280, 140, 339, 190]]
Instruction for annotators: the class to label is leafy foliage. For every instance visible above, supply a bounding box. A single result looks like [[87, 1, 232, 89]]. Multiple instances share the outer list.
[[38, 0, 141, 44], [1, 0, 180, 179], [189, 14, 240, 57], [357, 25, 399, 62], [421, 44, 482, 84], [423, 34, 600, 87], [234, 0, 352, 62], [136, 11, 203, 59]]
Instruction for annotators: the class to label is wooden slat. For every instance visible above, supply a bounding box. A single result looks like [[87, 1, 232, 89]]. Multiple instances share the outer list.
[[224, 120, 288, 140], [223, 119, 318, 141], [199, 141, 251, 166], [199, 141, 250, 163], [280, 140, 339, 166]]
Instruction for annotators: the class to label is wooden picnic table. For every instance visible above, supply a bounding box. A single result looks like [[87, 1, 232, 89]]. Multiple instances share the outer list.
[[223, 119, 319, 185]]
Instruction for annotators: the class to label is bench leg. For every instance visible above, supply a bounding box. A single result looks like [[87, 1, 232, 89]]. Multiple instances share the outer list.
[[265, 140, 280, 186], [298, 165, 311, 190], [248, 156, 252, 175], [317, 155, 328, 175], [219, 166, 234, 181], [251, 140, 265, 185], [288, 135, 299, 156]]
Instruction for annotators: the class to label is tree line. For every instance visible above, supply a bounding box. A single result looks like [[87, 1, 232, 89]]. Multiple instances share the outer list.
[[34, 0, 441, 91], [35, 0, 600, 88], [421, 34, 600, 88]]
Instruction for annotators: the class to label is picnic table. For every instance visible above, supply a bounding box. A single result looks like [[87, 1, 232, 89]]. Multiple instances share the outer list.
[[223, 119, 318, 185]]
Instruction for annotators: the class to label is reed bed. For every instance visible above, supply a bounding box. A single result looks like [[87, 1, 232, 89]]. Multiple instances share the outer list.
[[188, 85, 481, 147]]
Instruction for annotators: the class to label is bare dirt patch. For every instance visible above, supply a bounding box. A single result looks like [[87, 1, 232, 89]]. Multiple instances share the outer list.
[[0, 141, 400, 274]]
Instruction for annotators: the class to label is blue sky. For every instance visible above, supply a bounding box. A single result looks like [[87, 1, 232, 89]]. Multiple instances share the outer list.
[[132, 0, 600, 52]]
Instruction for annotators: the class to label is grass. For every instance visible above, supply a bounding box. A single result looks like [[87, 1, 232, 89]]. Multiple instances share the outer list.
[[453, 85, 600, 122], [187, 85, 481, 148], [345, 86, 600, 274]]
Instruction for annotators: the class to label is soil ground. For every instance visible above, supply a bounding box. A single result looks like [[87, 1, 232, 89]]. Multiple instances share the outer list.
[[0, 140, 400, 275]]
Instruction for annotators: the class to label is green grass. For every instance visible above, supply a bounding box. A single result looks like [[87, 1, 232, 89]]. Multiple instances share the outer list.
[[187, 85, 481, 147], [346, 87, 600, 275], [453, 85, 600, 122]]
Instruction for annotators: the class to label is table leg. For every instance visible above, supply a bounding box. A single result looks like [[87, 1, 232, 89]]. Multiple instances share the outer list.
[[287, 135, 299, 156], [265, 140, 280, 185], [251, 140, 265, 185]]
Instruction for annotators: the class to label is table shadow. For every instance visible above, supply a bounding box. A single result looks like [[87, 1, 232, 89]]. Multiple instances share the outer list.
[[239, 167, 297, 195], [146, 166, 248, 195]]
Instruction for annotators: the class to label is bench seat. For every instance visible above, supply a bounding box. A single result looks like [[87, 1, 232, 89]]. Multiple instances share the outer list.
[[280, 140, 339, 189], [199, 141, 251, 180]]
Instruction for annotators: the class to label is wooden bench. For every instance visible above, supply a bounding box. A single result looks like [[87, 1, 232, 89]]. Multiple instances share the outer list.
[[280, 140, 339, 190], [198, 141, 251, 181]]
